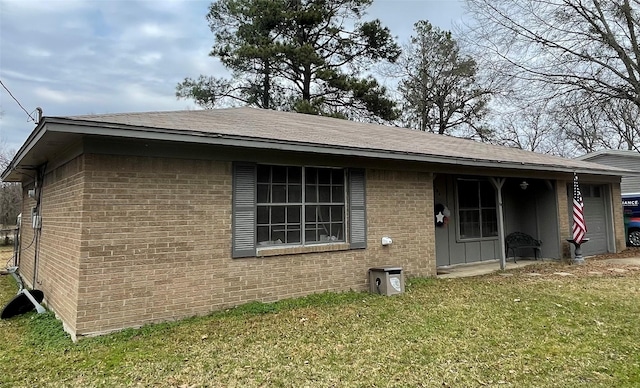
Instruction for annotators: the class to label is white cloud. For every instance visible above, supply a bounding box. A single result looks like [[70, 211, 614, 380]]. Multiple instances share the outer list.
[[134, 52, 163, 66], [25, 47, 52, 58], [33, 87, 70, 104], [0, 0, 466, 152], [138, 23, 169, 38], [2, 0, 88, 13]]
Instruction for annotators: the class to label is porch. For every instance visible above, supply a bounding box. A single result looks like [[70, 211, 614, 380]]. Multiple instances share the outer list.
[[437, 258, 546, 279]]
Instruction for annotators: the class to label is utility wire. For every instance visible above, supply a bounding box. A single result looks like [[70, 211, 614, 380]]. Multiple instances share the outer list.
[[0, 79, 36, 122]]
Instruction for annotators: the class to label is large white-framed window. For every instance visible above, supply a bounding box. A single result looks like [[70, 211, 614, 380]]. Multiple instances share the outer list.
[[256, 165, 345, 246], [456, 179, 498, 240]]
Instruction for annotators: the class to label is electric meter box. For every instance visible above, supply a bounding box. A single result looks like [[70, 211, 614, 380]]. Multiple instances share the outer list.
[[369, 266, 404, 296]]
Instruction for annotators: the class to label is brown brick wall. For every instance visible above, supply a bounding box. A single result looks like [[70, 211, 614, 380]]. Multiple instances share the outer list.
[[366, 169, 435, 276], [73, 155, 436, 337], [17, 157, 85, 334], [17, 186, 36, 287], [17, 150, 627, 338], [611, 182, 626, 252]]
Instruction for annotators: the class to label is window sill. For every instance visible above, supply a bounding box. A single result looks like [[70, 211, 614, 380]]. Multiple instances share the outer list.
[[257, 242, 351, 257]]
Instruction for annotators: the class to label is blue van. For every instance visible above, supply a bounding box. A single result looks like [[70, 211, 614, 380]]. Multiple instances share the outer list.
[[623, 194, 640, 247]]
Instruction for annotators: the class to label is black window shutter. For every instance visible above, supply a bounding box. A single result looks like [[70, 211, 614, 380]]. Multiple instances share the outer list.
[[349, 169, 367, 249], [232, 162, 257, 258]]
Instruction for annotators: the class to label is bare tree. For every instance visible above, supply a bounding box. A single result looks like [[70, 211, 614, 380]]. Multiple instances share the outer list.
[[602, 99, 640, 151], [0, 143, 21, 228], [494, 100, 556, 152], [465, 0, 640, 154]]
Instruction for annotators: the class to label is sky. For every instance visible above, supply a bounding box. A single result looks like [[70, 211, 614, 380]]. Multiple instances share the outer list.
[[0, 0, 466, 152]]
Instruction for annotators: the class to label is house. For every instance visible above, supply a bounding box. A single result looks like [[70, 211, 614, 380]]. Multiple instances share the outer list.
[[577, 150, 640, 247], [576, 150, 640, 195], [1, 107, 629, 339]]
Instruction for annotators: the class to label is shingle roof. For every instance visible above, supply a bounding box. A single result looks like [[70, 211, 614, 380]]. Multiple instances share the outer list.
[[61, 107, 624, 174], [576, 149, 640, 161], [3, 107, 630, 182]]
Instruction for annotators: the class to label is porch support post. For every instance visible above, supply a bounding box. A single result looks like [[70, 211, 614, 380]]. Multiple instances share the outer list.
[[490, 177, 507, 270]]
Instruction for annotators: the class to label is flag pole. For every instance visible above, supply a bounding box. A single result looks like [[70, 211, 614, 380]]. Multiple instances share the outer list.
[[567, 172, 589, 264]]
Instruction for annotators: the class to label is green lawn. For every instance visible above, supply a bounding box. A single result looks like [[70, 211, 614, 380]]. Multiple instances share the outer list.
[[1, 256, 639, 387]]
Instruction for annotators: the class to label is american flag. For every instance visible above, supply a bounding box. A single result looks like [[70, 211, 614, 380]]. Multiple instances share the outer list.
[[572, 173, 587, 244]]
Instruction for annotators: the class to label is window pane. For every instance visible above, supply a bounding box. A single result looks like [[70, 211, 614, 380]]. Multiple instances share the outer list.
[[257, 184, 270, 203], [272, 206, 285, 223], [481, 209, 498, 237], [318, 205, 330, 221], [318, 169, 331, 184], [331, 205, 344, 222], [272, 185, 286, 203], [332, 186, 344, 202], [288, 167, 302, 183], [287, 206, 301, 223], [332, 169, 344, 185], [305, 206, 317, 222], [287, 230, 301, 244], [592, 186, 601, 197], [459, 210, 480, 238], [458, 180, 479, 208], [305, 184, 317, 202], [305, 226, 318, 242], [272, 230, 285, 244], [272, 166, 287, 183], [306, 167, 317, 184], [257, 206, 269, 224], [330, 223, 343, 240], [257, 226, 269, 244], [318, 186, 331, 202], [289, 185, 302, 202], [257, 165, 270, 183], [319, 223, 331, 240], [480, 181, 495, 207]]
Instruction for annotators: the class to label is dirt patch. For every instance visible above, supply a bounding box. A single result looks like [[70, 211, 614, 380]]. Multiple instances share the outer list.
[[588, 246, 640, 260], [0, 246, 14, 268], [496, 247, 640, 279]]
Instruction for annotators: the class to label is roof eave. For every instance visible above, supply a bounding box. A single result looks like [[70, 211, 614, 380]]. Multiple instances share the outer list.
[[1, 120, 48, 181], [4, 117, 630, 180], [49, 119, 628, 176]]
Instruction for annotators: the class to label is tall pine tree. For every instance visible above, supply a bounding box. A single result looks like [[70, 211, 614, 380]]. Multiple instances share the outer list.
[[176, 0, 401, 121]]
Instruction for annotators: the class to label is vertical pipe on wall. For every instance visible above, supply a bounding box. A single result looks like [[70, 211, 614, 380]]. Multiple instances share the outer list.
[[32, 164, 46, 287]]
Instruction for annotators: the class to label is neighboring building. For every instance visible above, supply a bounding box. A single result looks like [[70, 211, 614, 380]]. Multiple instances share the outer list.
[[577, 150, 640, 247], [1, 108, 628, 339], [576, 150, 640, 194]]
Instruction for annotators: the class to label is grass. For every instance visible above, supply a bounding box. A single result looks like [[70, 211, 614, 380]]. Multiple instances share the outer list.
[[1, 246, 640, 387]]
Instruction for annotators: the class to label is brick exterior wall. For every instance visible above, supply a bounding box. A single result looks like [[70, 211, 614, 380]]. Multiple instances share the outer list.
[[62, 154, 436, 337], [17, 187, 36, 287], [611, 182, 626, 251], [17, 150, 626, 338], [19, 157, 85, 334]]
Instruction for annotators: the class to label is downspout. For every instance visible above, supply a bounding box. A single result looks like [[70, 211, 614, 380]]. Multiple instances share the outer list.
[[31, 164, 46, 287]]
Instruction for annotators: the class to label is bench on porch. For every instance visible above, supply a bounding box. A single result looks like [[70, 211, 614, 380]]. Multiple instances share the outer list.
[[505, 232, 542, 263]]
